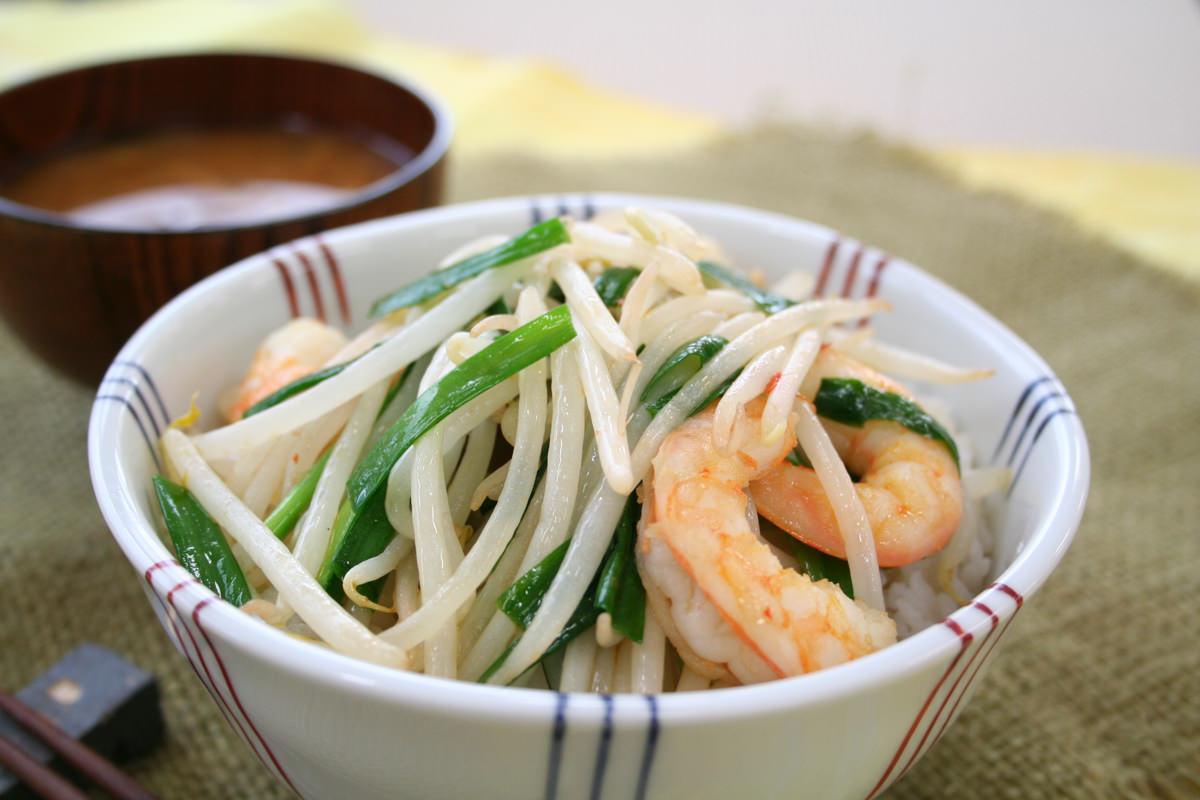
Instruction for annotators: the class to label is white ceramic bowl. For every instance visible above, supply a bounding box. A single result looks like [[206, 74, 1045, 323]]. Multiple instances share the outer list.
[[89, 194, 1089, 800]]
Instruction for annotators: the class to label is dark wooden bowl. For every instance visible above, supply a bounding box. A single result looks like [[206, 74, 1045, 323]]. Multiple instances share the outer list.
[[0, 52, 451, 384]]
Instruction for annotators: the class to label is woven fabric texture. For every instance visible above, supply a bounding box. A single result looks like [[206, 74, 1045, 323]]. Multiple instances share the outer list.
[[1, 124, 1195, 799]]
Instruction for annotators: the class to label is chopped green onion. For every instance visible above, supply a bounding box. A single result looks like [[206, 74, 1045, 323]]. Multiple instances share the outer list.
[[698, 260, 795, 313], [316, 494, 393, 603], [486, 495, 647, 683], [263, 363, 415, 543], [550, 265, 640, 306], [484, 296, 511, 317], [369, 218, 571, 317], [242, 360, 352, 419], [784, 447, 812, 468], [346, 304, 577, 511], [152, 476, 253, 606], [690, 369, 742, 417], [594, 495, 645, 643], [814, 378, 960, 470], [264, 449, 331, 539], [241, 343, 396, 419], [482, 543, 604, 684], [790, 539, 854, 599], [538, 591, 601, 658], [497, 540, 570, 629], [376, 362, 416, 421], [641, 334, 728, 416], [322, 307, 574, 603], [592, 266, 641, 306]]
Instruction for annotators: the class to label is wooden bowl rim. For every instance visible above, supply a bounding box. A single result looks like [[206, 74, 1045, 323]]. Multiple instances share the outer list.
[[0, 51, 453, 235]]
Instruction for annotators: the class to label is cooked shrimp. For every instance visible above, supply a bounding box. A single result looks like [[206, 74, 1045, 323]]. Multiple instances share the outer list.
[[749, 347, 963, 568], [638, 397, 896, 685], [223, 318, 348, 421]]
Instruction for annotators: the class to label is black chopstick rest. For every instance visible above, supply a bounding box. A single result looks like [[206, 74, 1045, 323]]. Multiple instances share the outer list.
[[0, 644, 165, 799]]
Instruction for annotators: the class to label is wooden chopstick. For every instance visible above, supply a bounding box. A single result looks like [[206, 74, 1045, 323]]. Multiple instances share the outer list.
[[0, 687, 158, 800], [0, 731, 91, 800]]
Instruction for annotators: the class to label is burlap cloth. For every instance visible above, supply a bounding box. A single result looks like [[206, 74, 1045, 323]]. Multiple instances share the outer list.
[[1, 125, 1196, 799]]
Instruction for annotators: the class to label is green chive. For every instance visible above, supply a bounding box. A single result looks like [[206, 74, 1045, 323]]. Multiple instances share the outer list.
[[594, 494, 646, 643], [814, 378, 960, 470], [486, 494, 647, 684], [483, 543, 605, 684], [698, 260, 795, 313], [263, 363, 416, 543], [369, 218, 571, 317], [263, 449, 331, 540], [346, 304, 577, 511], [641, 334, 728, 416], [790, 539, 854, 599], [497, 540, 570, 629], [153, 476, 253, 606], [242, 360, 351, 419], [316, 494, 394, 603], [592, 266, 642, 307]]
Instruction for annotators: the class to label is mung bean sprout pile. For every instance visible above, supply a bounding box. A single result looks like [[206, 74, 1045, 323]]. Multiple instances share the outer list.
[[153, 207, 1004, 692]]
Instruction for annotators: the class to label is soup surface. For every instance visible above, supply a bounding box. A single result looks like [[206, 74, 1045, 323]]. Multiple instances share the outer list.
[[0, 125, 405, 229]]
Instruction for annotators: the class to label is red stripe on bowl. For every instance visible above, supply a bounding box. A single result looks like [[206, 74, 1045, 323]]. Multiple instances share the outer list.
[[316, 236, 351, 324], [272, 257, 301, 318]]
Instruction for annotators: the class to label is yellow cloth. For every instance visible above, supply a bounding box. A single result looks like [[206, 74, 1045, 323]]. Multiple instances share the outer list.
[[930, 148, 1200, 282], [1, 0, 1196, 281], [0, 0, 724, 157]]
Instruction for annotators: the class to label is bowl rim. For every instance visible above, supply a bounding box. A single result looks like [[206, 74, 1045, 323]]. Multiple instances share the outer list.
[[88, 192, 1090, 724], [0, 50, 453, 236]]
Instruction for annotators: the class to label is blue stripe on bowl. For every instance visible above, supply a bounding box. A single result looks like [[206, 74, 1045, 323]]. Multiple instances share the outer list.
[[588, 694, 615, 800], [990, 375, 1078, 494], [96, 360, 171, 470], [116, 360, 169, 421], [634, 694, 660, 800], [529, 195, 598, 226], [545, 692, 569, 800], [543, 692, 659, 800]]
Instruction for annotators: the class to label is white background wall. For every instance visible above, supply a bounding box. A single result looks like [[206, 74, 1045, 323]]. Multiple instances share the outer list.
[[347, 0, 1200, 161]]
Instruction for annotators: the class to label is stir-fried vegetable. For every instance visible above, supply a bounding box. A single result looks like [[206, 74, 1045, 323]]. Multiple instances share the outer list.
[[487, 495, 645, 683], [642, 335, 728, 416], [317, 494, 393, 602], [791, 539, 854, 599], [699, 260, 795, 313], [593, 495, 646, 642], [814, 377, 960, 469], [244, 361, 354, 419], [310, 305, 577, 604], [151, 205, 993, 694], [370, 218, 570, 317], [497, 540, 572, 631], [347, 304, 577, 510], [481, 540, 601, 682], [263, 450, 331, 539], [592, 266, 642, 307], [153, 476, 253, 605]]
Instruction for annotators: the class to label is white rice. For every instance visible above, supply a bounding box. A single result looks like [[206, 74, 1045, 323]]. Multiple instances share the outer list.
[[883, 512, 993, 638]]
